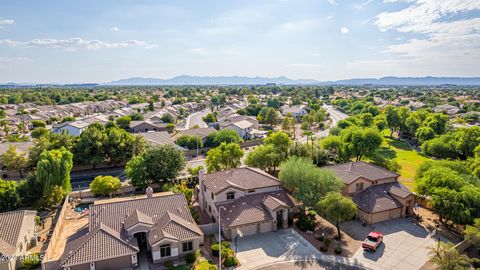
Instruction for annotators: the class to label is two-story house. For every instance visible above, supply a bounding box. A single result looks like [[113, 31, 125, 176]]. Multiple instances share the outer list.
[[225, 120, 253, 140], [326, 161, 414, 224], [0, 210, 37, 270], [198, 167, 300, 240]]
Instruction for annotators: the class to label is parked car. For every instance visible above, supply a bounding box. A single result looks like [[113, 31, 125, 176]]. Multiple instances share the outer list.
[[362, 232, 383, 251]]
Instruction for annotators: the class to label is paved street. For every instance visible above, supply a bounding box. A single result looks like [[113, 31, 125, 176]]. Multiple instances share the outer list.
[[185, 109, 209, 129], [296, 105, 347, 143], [233, 229, 363, 270], [343, 218, 438, 270]]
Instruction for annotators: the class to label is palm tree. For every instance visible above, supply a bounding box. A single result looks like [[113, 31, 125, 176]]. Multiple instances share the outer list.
[[428, 242, 471, 270]]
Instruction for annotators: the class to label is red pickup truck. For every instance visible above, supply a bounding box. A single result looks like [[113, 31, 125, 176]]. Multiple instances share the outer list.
[[362, 232, 383, 251]]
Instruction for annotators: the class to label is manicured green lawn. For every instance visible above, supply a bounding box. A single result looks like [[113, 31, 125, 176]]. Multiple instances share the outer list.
[[194, 260, 217, 270], [374, 133, 433, 190]]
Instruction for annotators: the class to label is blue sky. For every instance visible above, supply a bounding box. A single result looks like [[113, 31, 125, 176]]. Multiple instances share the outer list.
[[0, 0, 479, 83]]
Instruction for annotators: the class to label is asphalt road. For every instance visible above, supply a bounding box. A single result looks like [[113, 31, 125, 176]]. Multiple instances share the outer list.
[[186, 109, 209, 129], [296, 105, 348, 143]]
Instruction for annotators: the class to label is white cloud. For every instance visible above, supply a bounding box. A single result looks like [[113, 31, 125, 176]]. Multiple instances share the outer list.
[[0, 38, 156, 51], [109, 26, 119, 32], [373, 0, 480, 67], [340, 27, 349, 34], [191, 48, 207, 53], [327, 15, 333, 20], [327, 0, 338, 6], [0, 57, 31, 64], [0, 18, 14, 28]]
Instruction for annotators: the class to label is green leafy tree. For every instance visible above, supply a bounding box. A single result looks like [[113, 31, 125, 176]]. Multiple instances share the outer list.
[[316, 192, 357, 239], [246, 144, 283, 173], [74, 124, 107, 168], [465, 218, 480, 253], [415, 166, 466, 196], [90, 175, 122, 197], [31, 120, 46, 128], [281, 113, 296, 139], [202, 113, 217, 123], [0, 179, 20, 212], [205, 129, 242, 147], [264, 131, 292, 160], [1, 145, 29, 178], [176, 135, 203, 150], [161, 113, 175, 124], [428, 242, 471, 270], [416, 126, 435, 143], [116, 116, 131, 129], [279, 157, 343, 206], [206, 142, 244, 173], [129, 112, 144, 121], [31, 127, 49, 139], [36, 147, 73, 196], [341, 127, 383, 161], [126, 145, 186, 188], [264, 107, 279, 127], [104, 127, 141, 165], [385, 105, 400, 137]]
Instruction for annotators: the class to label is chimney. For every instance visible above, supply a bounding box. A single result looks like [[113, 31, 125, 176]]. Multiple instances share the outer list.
[[146, 187, 153, 198], [349, 162, 353, 172]]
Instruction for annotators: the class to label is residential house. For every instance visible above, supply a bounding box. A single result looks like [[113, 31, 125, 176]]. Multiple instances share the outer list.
[[198, 167, 300, 240], [281, 105, 308, 120], [225, 120, 253, 140], [52, 121, 89, 136], [58, 192, 203, 270], [0, 210, 37, 270], [326, 161, 414, 224], [129, 120, 168, 133], [137, 131, 176, 147], [434, 104, 460, 115]]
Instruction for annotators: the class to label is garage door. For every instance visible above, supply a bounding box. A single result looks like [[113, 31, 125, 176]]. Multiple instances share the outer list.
[[233, 224, 257, 238], [390, 208, 402, 219], [371, 208, 402, 223], [259, 221, 272, 233]]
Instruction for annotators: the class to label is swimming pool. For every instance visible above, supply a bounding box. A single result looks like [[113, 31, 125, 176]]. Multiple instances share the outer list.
[[74, 203, 91, 213]]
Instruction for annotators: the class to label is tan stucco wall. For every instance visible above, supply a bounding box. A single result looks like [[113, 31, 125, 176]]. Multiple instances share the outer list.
[[150, 237, 201, 264]]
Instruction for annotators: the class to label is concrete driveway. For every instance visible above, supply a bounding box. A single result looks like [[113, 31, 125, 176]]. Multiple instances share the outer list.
[[232, 229, 362, 270], [342, 218, 437, 270]]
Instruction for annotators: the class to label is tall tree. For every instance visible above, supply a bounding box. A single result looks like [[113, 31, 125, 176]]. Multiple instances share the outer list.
[[428, 242, 471, 270], [0, 179, 20, 212], [279, 157, 343, 206], [90, 175, 122, 198], [126, 145, 186, 188], [385, 105, 400, 138], [74, 124, 107, 168], [316, 192, 357, 239], [205, 142, 244, 173], [1, 145, 29, 178], [341, 127, 383, 161], [36, 147, 73, 195]]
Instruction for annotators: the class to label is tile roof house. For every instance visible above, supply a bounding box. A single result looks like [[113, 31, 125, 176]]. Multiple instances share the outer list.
[[52, 121, 90, 136], [58, 193, 203, 270], [326, 161, 414, 224], [137, 131, 176, 147], [198, 167, 301, 240], [172, 127, 217, 143], [0, 210, 37, 270], [129, 120, 168, 133]]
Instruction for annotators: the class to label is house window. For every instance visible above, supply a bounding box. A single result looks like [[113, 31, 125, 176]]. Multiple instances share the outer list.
[[204, 185, 206, 192], [208, 205, 211, 213], [160, 245, 171, 257], [211, 193, 214, 200], [355, 183, 364, 191], [183, 241, 193, 252], [226, 192, 235, 200], [248, 190, 256, 193]]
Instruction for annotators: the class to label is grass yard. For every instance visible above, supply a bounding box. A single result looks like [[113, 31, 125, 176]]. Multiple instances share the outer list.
[[373, 132, 433, 190]]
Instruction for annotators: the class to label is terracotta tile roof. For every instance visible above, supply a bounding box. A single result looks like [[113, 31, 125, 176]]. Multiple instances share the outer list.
[[352, 183, 410, 214], [217, 190, 297, 227], [326, 161, 399, 184], [124, 210, 154, 229], [148, 212, 203, 245], [204, 167, 281, 194], [63, 194, 203, 267], [60, 223, 139, 268], [0, 210, 36, 256]]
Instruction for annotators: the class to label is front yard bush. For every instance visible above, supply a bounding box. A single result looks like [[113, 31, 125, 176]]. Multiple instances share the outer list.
[[324, 238, 332, 247], [164, 261, 174, 269], [185, 252, 197, 264], [22, 254, 41, 270], [223, 256, 238, 267], [307, 209, 317, 219], [296, 211, 315, 231], [211, 244, 220, 257], [221, 240, 230, 248], [334, 245, 342, 254]]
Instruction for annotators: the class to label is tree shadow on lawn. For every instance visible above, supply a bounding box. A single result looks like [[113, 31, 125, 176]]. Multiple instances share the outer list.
[[386, 138, 414, 151]]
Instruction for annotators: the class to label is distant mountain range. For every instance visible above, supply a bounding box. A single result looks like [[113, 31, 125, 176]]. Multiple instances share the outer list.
[[2, 76, 480, 87], [107, 76, 480, 86]]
